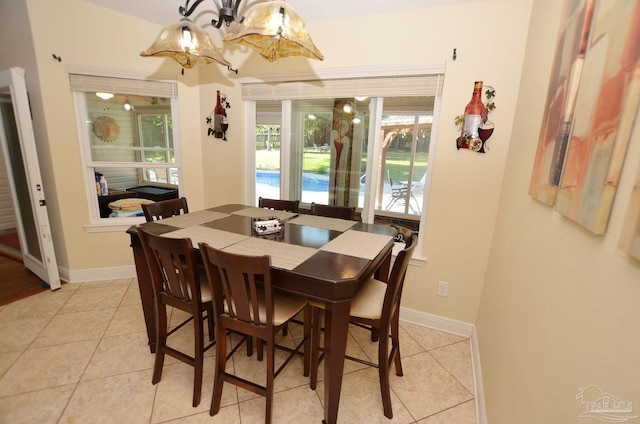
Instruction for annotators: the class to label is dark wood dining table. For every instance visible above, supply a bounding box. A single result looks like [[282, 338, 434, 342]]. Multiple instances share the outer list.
[[128, 204, 396, 424]]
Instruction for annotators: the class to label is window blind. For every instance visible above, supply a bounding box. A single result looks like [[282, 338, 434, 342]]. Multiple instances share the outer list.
[[69, 74, 177, 98], [241, 74, 444, 101]]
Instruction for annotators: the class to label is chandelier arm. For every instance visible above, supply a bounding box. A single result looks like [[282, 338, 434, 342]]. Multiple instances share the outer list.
[[211, 0, 243, 28], [211, 0, 225, 28], [179, 0, 206, 18], [232, 0, 245, 23]]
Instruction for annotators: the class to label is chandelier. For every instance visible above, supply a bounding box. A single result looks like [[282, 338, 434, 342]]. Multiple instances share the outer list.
[[140, 0, 323, 69]]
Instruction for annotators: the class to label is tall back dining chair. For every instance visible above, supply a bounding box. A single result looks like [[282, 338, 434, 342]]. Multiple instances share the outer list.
[[142, 197, 189, 222], [199, 243, 310, 424], [310, 202, 356, 220], [136, 227, 214, 407], [258, 197, 300, 213], [309, 231, 417, 419]]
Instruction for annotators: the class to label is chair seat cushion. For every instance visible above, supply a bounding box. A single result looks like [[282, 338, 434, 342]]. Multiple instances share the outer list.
[[225, 291, 307, 327], [309, 277, 386, 320], [350, 278, 386, 320]]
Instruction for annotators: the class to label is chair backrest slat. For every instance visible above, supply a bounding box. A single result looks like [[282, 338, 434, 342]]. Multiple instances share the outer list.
[[381, 233, 417, 326], [137, 227, 200, 309], [258, 197, 300, 213], [200, 244, 273, 327], [310, 202, 356, 220], [142, 197, 189, 222]]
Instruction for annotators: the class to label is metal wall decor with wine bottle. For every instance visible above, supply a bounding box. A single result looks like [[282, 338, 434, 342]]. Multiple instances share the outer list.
[[455, 81, 496, 153], [207, 90, 230, 140]]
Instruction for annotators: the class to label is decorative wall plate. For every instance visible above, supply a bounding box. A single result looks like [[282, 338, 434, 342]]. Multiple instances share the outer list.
[[93, 116, 120, 142]]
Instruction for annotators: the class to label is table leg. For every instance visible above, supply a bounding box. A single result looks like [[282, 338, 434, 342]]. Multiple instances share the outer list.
[[132, 244, 156, 353], [322, 300, 350, 424]]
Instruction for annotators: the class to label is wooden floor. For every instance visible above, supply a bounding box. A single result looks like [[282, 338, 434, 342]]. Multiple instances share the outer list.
[[0, 252, 48, 306]]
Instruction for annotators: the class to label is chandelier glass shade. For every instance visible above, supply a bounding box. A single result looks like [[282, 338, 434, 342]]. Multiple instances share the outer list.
[[140, 0, 322, 68], [224, 1, 324, 62], [140, 20, 231, 69]]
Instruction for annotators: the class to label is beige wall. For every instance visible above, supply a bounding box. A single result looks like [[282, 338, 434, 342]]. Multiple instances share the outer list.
[[5, 0, 536, 328], [476, 0, 640, 422], [8, 0, 529, 321], [5, 0, 639, 420], [205, 0, 534, 323], [11, 0, 214, 271]]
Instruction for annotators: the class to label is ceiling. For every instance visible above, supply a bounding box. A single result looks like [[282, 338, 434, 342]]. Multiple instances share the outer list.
[[85, 0, 477, 26]]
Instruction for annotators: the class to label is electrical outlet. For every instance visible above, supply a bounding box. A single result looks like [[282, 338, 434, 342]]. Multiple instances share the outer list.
[[437, 281, 449, 297]]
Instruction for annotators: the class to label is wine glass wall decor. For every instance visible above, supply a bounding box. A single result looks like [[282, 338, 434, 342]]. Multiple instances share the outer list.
[[455, 82, 496, 154], [207, 91, 231, 140]]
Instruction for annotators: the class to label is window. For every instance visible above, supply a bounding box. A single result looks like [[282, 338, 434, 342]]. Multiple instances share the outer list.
[[70, 75, 180, 225], [244, 67, 444, 259], [255, 101, 282, 199], [377, 107, 432, 216], [137, 110, 177, 185]]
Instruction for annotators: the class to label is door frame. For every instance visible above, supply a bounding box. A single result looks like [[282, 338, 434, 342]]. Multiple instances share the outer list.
[[0, 67, 60, 290]]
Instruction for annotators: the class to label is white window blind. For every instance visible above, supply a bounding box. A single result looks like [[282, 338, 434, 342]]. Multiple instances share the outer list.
[[69, 74, 177, 98], [241, 74, 444, 100]]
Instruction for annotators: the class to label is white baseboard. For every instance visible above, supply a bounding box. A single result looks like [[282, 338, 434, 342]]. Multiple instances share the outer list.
[[400, 307, 486, 424], [58, 265, 137, 283]]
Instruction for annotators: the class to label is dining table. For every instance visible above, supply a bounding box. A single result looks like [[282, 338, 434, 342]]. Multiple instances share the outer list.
[[127, 203, 396, 424]]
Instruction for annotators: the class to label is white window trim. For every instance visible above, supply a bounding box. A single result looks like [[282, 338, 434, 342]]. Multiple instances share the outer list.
[[69, 73, 182, 232], [242, 64, 445, 263]]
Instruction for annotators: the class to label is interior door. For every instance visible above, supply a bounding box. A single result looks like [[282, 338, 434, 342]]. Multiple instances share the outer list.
[[0, 67, 60, 290]]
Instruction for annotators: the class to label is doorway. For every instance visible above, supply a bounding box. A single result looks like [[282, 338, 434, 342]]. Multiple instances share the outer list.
[[0, 67, 60, 290], [0, 122, 20, 260]]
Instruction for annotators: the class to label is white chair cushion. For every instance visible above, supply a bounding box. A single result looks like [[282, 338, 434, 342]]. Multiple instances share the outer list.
[[225, 291, 307, 327], [350, 278, 386, 320], [310, 277, 387, 320], [272, 292, 308, 326]]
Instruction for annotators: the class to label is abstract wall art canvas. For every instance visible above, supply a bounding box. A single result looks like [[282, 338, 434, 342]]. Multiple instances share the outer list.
[[554, 0, 640, 234], [528, 0, 597, 206], [619, 157, 640, 261]]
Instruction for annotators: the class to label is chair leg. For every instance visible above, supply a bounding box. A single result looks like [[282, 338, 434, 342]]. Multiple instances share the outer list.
[[370, 327, 380, 342], [152, 304, 168, 385], [391, 310, 403, 377], [385, 197, 396, 210], [193, 308, 204, 407], [206, 304, 215, 342], [257, 339, 264, 361], [309, 307, 322, 390], [246, 336, 254, 356], [210, 326, 227, 416], [378, 324, 393, 419], [265, 338, 275, 424], [303, 305, 311, 377]]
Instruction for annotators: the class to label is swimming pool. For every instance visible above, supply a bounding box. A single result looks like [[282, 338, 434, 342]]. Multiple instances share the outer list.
[[256, 170, 329, 192]]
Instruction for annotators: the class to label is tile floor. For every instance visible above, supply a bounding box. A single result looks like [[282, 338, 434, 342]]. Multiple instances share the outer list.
[[0, 278, 476, 423]]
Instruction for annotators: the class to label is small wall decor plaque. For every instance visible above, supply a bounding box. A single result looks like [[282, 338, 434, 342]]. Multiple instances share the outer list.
[[92, 116, 120, 142]]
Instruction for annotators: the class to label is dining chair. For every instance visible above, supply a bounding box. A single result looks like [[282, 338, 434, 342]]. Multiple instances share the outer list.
[[310, 202, 356, 220], [385, 170, 409, 211], [136, 228, 215, 407], [308, 231, 417, 419], [199, 243, 311, 424], [142, 197, 189, 222], [258, 197, 300, 341], [258, 197, 300, 213]]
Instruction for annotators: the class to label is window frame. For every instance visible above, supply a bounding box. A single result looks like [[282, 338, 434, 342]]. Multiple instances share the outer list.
[[134, 107, 178, 187], [70, 74, 182, 232], [241, 65, 445, 262]]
